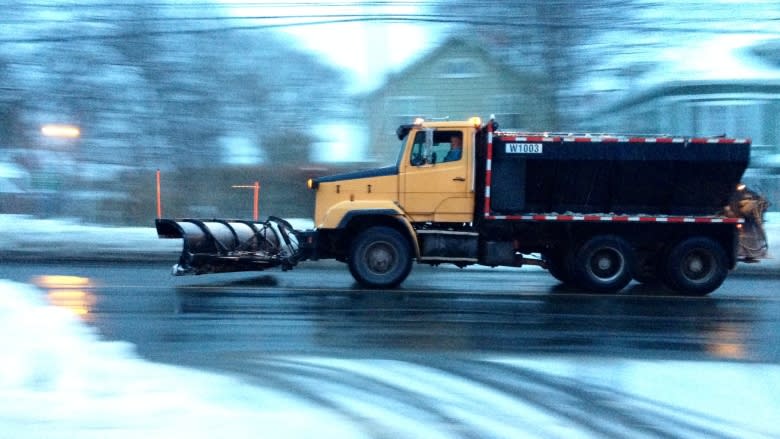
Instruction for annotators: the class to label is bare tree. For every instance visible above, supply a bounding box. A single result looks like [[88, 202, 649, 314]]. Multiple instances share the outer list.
[[435, 0, 647, 127]]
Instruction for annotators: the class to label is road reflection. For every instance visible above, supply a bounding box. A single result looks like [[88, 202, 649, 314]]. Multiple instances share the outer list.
[[172, 278, 755, 362], [706, 322, 748, 360], [32, 275, 96, 319]]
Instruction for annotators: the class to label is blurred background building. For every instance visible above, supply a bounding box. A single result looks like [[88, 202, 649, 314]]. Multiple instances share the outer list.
[[1, 1, 778, 224], [362, 38, 555, 164], [589, 36, 780, 207]]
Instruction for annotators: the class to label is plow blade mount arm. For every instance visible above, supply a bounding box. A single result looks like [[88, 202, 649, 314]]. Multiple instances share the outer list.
[[155, 216, 300, 275]]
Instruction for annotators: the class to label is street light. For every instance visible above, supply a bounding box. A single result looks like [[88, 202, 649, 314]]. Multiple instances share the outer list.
[[41, 124, 81, 139]]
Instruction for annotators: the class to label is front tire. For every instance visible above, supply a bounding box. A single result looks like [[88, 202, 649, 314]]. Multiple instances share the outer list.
[[573, 235, 634, 293], [662, 237, 727, 296], [348, 226, 412, 288]]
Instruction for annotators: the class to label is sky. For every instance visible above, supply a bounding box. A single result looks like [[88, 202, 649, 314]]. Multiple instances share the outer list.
[[215, 1, 441, 161], [220, 0, 437, 92], [217, 0, 780, 94]]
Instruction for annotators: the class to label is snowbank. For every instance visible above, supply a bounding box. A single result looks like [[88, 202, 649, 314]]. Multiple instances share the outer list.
[[0, 280, 361, 439], [0, 215, 318, 261], [0, 215, 179, 261], [0, 214, 777, 273]]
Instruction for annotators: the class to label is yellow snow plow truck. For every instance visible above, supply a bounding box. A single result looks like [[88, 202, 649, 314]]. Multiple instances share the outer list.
[[156, 117, 768, 296]]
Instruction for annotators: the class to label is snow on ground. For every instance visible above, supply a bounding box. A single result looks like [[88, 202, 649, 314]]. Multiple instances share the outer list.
[[0, 280, 365, 439], [0, 213, 777, 271], [0, 215, 179, 260], [0, 214, 779, 437], [0, 215, 315, 261]]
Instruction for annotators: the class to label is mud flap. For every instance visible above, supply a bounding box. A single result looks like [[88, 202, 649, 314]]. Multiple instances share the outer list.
[[726, 185, 770, 261], [155, 216, 300, 275], [738, 220, 768, 261]]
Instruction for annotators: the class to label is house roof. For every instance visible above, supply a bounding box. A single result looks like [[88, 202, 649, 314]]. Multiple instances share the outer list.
[[362, 37, 542, 98], [600, 79, 780, 113], [595, 35, 780, 114]]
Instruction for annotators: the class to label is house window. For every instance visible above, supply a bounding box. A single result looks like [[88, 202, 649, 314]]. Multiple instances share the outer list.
[[439, 58, 481, 78], [388, 96, 430, 133], [691, 100, 765, 138], [690, 100, 770, 157], [491, 94, 524, 130], [389, 96, 426, 115]]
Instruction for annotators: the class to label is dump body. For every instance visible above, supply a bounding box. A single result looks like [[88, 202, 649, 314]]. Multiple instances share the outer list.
[[486, 133, 750, 216]]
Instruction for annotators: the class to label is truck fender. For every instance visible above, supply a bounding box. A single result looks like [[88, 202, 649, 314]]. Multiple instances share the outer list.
[[321, 201, 420, 258]]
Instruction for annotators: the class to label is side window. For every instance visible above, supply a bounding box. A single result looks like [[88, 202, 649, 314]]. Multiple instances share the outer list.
[[409, 129, 464, 166]]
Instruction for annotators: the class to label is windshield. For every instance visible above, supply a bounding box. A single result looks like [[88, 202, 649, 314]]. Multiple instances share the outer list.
[[394, 133, 409, 169]]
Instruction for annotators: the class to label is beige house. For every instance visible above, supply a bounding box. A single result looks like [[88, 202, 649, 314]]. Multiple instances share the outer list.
[[361, 38, 555, 163]]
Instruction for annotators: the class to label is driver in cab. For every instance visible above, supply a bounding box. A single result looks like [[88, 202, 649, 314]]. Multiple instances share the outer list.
[[443, 134, 463, 162]]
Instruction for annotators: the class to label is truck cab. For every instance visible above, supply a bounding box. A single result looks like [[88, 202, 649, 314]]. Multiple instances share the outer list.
[[397, 118, 481, 223], [307, 118, 484, 287], [310, 118, 482, 229]]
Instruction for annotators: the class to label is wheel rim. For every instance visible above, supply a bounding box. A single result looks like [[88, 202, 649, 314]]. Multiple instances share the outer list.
[[588, 248, 624, 282], [364, 241, 397, 275], [681, 249, 715, 283]]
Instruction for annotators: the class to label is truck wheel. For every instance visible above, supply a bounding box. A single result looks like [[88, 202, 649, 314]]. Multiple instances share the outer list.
[[573, 235, 633, 293], [348, 226, 412, 288], [663, 237, 727, 296]]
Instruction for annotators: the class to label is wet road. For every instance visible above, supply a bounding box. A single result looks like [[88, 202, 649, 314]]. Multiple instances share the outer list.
[[3, 261, 779, 366]]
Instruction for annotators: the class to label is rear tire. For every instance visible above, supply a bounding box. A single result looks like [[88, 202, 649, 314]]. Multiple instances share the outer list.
[[663, 237, 727, 296], [573, 235, 633, 293], [348, 226, 412, 288]]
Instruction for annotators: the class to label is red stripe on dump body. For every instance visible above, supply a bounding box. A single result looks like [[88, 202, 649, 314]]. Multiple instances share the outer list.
[[482, 215, 743, 224]]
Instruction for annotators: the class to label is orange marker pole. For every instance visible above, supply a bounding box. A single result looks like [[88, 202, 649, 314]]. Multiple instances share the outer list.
[[156, 169, 162, 219], [253, 181, 260, 221], [232, 182, 261, 221]]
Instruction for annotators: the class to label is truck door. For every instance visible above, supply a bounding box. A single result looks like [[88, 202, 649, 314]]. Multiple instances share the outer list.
[[400, 128, 474, 222]]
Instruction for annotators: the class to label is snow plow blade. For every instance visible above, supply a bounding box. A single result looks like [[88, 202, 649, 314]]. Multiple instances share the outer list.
[[155, 216, 300, 275]]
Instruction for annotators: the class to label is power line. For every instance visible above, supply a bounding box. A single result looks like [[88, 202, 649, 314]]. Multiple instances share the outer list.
[[2, 11, 779, 24], [1, 14, 778, 44], [0, 1, 448, 7], [10, 0, 778, 6]]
